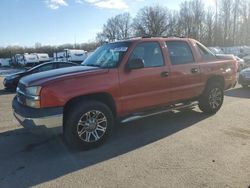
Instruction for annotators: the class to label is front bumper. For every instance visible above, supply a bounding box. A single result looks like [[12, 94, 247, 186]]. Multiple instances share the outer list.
[[12, 96, 63, 129], [3, 78, 15, 89]]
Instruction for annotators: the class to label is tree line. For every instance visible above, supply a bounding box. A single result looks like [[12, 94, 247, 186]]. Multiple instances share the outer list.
[[1, 0, 250, 58], [97, 0, 250, 47], [0, 43, 99, 58]]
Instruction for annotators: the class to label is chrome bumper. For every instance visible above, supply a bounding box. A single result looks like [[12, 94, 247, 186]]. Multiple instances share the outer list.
[[12, 96, 63, 129], [13, 110, 63, 129]]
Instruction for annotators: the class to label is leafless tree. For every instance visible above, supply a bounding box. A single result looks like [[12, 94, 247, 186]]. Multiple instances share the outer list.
[[178, 0, 205, 40], [167, 11, 181, 37], [220, 0, 233, 45], [203, 9, 214, 46], [99, 13, 132, 42], [132, 6, 170, 36]]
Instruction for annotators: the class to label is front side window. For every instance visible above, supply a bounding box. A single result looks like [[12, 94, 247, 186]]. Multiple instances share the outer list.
[[129, 42, 164, 67], [166, 41, 195, 65], [83, 42, 131, 68]]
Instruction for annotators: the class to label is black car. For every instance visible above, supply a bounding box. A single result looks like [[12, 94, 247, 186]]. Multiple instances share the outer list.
[[3, 61, 78, 90], [238, 67, 250, 88]]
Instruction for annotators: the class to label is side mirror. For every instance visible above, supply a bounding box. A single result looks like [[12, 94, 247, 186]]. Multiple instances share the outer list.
[[127, 58, 144, 70]]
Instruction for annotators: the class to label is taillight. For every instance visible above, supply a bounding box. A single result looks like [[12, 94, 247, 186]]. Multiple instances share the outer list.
[[232, 56, 238, 72]]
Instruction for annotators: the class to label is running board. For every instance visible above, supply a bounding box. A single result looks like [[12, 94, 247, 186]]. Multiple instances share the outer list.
[[121, 101, 198, 123]]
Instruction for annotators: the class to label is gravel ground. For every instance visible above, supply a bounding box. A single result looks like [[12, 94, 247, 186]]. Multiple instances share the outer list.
[[0, 77, 249, 188]]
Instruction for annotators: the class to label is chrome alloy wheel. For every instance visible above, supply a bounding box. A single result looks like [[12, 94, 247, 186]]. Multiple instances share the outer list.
[[208, 88, 223, 109], [77, 110, 107, 143]]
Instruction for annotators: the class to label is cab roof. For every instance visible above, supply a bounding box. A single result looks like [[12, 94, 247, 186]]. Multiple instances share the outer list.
[[110, 36, 193, 44]]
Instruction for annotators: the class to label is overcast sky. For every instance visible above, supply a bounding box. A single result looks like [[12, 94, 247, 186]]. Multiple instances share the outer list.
[[0, 0, 215, 47]]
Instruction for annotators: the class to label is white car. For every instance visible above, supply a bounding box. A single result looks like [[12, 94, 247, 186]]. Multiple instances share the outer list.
[[243, 55, 250, 68], [235, 56, 246, 71], [238, 68, 250, 88]]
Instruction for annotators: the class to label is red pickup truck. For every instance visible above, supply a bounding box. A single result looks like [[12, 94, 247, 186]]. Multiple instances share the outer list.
[[12, 37, 237, 149]]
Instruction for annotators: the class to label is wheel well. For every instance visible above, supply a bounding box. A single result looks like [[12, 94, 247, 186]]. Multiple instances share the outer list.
[[206, 76, 225, 89], [63, 93, 117, 131]]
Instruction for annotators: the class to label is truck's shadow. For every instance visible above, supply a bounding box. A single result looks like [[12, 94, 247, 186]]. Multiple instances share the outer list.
[[0, 89, 15, 96], [225, 87, 250, 99], [0, 109, 209, 187]]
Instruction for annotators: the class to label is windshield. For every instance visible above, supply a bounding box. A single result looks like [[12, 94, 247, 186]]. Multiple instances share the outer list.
[[82, 42, 131, 68]]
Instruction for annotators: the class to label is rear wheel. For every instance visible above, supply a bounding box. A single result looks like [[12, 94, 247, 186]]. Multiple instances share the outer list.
[[64, 100, 114, 150], [198, 83, 224, 114]]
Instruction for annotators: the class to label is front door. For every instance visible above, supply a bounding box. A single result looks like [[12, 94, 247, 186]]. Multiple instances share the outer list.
[[119, 41, 171, 114]]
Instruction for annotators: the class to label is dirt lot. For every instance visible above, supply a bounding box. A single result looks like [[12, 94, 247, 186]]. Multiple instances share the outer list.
[[0, 76, 249, 188]]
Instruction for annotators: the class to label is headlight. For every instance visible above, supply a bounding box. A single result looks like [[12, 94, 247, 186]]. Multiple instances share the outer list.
[[25, 99, 40, 108], [25, 86, 41, 108], [26, 86, 41, 96]]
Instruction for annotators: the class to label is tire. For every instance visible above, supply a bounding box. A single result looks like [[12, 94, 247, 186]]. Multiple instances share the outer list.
[[198, 82, 224, 114], [63, 100, 114, 150], [241, 84, 248, 88]]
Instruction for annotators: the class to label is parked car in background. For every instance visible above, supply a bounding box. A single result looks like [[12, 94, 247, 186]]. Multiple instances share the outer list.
[[13, 54, 24, 66], [34, 53, 50, 64], [208, 47, 224, 55], [67, 49, 87, 63], [235, 56, 246, 71], [22, 53, 40, 66], [238, 68, 250, 88], [3, 61, 78, 90], [0, 58, 11, 66], [13, 53, 50, 67], [54, 49, 87, 64], [243, 55, 250, 68], [12, 37, 237, 150]]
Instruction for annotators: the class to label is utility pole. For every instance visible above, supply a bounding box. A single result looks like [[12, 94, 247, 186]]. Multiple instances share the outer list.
[[74, 34, 76, 49]]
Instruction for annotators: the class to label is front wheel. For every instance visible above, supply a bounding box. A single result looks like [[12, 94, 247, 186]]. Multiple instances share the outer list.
[[64, 100, 114, 150], [198, 83, 224, 114]]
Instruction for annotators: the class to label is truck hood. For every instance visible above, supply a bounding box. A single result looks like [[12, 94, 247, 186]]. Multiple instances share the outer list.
[[20, 65, 107, 87]]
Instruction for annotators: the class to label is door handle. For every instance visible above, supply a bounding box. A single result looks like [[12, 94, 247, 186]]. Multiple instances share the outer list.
[[161, 71, 169, 77], [191, 68, 199, 74]]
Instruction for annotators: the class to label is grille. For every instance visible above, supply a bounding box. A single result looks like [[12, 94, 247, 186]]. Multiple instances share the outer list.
[[18, 82, 26, 92], [17, 83, 26, 105]]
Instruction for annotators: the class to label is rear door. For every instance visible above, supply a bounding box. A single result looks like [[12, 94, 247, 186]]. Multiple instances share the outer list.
[[119, 41, 171, 114], [165, 41, 202, 102]]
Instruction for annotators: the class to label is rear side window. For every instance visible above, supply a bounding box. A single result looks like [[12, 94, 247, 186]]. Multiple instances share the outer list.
[[166, 41, 194, 65], [196, 42, 217, 61], [129, 42, 164, 67]]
